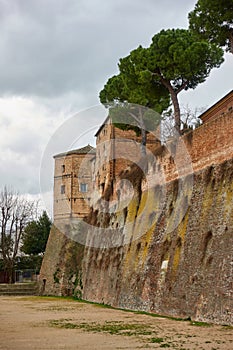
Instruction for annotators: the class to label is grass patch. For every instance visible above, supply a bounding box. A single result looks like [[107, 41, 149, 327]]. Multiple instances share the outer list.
[[42, 295, 191, 323], [150, 337, 164, 343], [22, 295, 221, 328], [221, 325, 233, 330], [190, 321, 211, 327], [49, 319, 153, 337]]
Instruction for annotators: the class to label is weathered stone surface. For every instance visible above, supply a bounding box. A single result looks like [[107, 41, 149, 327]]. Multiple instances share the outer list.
[[82, 159, 233, 325], [40, 110, 233, 325]]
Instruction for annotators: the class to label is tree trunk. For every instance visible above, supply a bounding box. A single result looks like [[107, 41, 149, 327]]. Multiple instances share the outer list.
[[157, 74, 181, 134], [139, 107, 147, 156], [141, 127, 147, 156], [170, 89, 181, 133], [5, 260, 15, 284]]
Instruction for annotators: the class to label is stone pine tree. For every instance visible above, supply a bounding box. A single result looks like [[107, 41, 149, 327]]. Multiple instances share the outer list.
[[189, 0, 233, 54], [99, 50, 170, 155], [100, 29, 224, 135], [137, 28, 224, 132]]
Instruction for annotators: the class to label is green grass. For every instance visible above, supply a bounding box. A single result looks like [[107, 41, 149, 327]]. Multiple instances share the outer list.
[[39, 296, 190, 322], [150, 337, 164, 343], [49, 319, 153, 337], [20, 295, 218, 328], [189, 321, 211, 327]]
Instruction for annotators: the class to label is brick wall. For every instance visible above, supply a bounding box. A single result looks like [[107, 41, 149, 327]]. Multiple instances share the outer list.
[[200, 90, 233, 123], [54, 153, 94, 220], [41, 103, 233, 325], [145, 111, 233, 185]]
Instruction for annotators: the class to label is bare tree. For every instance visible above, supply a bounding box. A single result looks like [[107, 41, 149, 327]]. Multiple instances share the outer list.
[[180, 104, 205, 132], [161, 105, 205, 141], [0, 187, 37, 283]]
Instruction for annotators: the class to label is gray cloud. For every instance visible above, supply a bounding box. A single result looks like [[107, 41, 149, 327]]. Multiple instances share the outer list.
[[0, 0, 232, 199], [0, 0, 196, 98]]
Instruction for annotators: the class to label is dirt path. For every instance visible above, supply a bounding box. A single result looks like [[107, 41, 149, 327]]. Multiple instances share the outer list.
[[0, 296, 232, 350]]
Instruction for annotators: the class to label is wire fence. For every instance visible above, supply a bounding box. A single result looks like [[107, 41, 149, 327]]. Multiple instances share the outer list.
[[15, 269, 39, 283]]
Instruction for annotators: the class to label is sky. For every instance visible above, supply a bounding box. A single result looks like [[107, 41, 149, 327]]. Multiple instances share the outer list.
[[0, 0, 232, 215]]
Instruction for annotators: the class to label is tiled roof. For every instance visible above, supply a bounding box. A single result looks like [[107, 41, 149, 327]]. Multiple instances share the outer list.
[[54, 144, 96, 158], [94, 115, 110, 137], [199, 90, 233, 123]]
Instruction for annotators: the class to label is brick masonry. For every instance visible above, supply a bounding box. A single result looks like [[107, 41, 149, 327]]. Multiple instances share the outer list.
[[40, 94, 233, 325]]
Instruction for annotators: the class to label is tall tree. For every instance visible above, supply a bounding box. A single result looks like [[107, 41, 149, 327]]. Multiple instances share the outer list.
[[99, 48, 170, 155], [140, 28, 224, 131], [189, 0, 233, 54], [0, 187, 36, 283], [21, 211, 51, 256], [100, 29, 223, 135]]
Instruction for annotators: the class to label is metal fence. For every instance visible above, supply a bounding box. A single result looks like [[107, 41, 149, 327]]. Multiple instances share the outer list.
[[15, 269, 39, 283]]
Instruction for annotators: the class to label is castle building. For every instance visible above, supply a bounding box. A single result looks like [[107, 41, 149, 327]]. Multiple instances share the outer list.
[[53, 90, 233, 221], [41, 90, 233, 326], [53, 117, 160, 219], [94, 115, 160, 193], [53, 145, 95, 221], [200, 90, 233, 123]]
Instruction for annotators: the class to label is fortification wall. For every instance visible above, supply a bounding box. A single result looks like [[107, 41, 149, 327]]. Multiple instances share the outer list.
[[40, 111, 233, 325], [82, 158, 233, 325]]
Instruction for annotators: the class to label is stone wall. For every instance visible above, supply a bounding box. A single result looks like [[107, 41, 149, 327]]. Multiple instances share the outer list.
[[39, 224, 84, 297], [40, 111, 233, 325], [82, 158, 233, 325]]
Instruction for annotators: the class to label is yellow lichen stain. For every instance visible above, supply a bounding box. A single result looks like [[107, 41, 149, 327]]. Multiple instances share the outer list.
[[171, 210, 189, 277], [137, 191, 148, 217], [166, 178, 192, 234], [201, 172, 233, 224], [178, 211, 189, 242], [200, 184, 213, 223], [141, 224, 156, 265], [134, 188, 163, 242], [223, 180, 233, 221], [172, 245, 181, 277], [126, 196, 139, 223], [122, 187, 161, 278], [122, 222, 156, 280]]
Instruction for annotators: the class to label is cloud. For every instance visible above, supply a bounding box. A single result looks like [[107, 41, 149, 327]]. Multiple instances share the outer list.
[[0, 95, 105, 198], [0, 0, 197, 98], [0, 96, 66, 193], [0, 0, 232, 205]]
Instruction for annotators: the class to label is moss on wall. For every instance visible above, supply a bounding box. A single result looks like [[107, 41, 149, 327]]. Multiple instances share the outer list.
[[82, 159, 233, 325]]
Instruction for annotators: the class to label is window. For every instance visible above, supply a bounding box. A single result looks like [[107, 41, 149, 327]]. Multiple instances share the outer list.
[[80, 183, 88, 192], [62, 164, 65, 173], [61, 185, 65, 194]]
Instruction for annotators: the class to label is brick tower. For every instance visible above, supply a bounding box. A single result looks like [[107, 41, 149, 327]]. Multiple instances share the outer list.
[[53, 144, 95, 222]]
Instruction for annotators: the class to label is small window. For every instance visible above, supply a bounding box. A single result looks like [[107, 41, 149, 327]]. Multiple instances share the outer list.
[[62, 164, 65, 173], [61, 185, 65, 194], [80, 183, 88, 192]]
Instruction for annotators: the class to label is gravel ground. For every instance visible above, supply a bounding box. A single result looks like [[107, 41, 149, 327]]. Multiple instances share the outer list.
[[0, 296, 232, 350]]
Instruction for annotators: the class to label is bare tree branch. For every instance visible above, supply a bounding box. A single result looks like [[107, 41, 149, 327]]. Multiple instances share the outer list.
[[0, 186, 37, 283]]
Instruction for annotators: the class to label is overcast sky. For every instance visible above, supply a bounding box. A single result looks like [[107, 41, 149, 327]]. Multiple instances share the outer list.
[[0, 0, 232, 214]]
